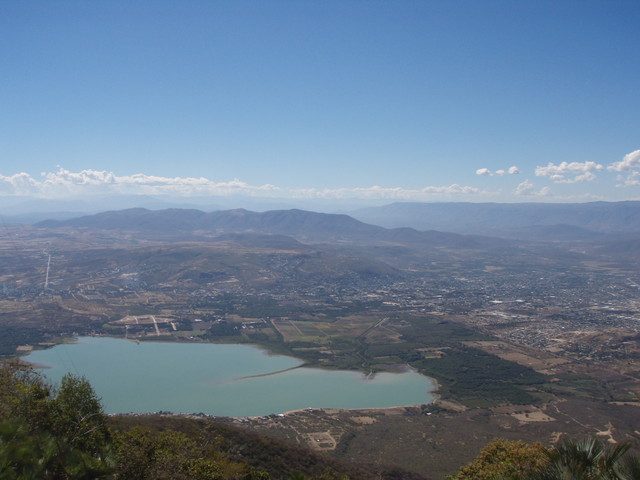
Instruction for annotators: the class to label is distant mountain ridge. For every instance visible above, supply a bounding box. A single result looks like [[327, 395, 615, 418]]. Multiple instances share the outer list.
[[35, 207, 508, 249], [351, 201, 640, 235], [26, 205, 640, 281], [36, 208, 379, 236]]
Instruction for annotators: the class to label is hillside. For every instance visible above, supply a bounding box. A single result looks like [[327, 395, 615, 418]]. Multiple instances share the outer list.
[[36, 207, 511, 250], [351, 201, 640, 236]]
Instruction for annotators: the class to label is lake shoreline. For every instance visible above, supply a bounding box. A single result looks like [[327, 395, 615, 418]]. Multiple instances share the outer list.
[[24, 335, 438, 417], [24, 332, 430, 379]]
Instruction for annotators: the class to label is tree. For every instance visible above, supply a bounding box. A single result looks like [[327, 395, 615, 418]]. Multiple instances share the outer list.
[[0, 365, 114, 479], [0, 416, 115, 480], [112, 426, 264, 480], [452, 437, 640, 480], [449, 438, 547, 480], [50, 374, 110, 455]]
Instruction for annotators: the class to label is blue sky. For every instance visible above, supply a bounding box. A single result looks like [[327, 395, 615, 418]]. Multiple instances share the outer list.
[[1, 0, 639, 205]]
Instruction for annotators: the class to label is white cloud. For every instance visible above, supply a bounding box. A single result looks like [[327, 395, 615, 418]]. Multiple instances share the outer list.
[[607, 149, 640, 172], [514, 180, 534, 195], [535, 161, 604, 175], [0, 173, 40, 195], [0, 168, 493, 201], [547, 171, 598, 184], [608, 150, 640, 187], [476, 166, 519, 177], [535, 161, 603, 183], [42, 168, 117, 185], [0, 168, 281, 198], [615, 171, 640, 187], [291, 184, 490, 200], [513, 180, 550, 197]]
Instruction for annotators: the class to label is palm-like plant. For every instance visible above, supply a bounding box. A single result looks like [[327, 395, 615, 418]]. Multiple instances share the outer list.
[[533, 437, 632, 480], [615, 454, 640, 480]]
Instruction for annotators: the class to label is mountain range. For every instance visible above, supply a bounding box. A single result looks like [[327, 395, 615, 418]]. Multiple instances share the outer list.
[[36, 207, 507, 250], [351, 201, 640, 236], [34, 205, 640, 265]]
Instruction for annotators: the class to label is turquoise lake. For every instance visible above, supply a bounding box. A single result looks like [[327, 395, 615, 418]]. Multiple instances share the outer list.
[[26, 336, 437, 417]]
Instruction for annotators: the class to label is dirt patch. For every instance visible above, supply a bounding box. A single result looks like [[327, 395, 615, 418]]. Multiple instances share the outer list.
[[483, 266, 504, 272], [435, 399, 468, 412], [491, 405, 555, 423], [512, 411, 555, 423], [595, 423, 617, 444], [463, 340, 571, 374], [304, 431, 336, 451], [350, 416, 376, 425]]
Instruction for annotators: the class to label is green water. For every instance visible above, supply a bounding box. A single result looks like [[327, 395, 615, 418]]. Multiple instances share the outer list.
[[26, 336, 436, 417]]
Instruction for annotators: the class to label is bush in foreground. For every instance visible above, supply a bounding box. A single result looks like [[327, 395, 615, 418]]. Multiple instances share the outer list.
[[450, 437, 640, 480]]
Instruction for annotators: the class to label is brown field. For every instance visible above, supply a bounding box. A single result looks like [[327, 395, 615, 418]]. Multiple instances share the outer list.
[[237, 398, 640, 479], [462, 340, 572, 374], [271, 315, 386, 343]]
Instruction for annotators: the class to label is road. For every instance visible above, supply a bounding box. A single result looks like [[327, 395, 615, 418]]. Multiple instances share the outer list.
[[150, 315, 160, 336]]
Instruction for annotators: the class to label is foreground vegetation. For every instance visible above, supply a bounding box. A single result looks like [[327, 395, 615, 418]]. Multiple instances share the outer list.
[[1, 364, 638, 479], [450, 437, 640, 480], [0, 363, 363, 479]]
